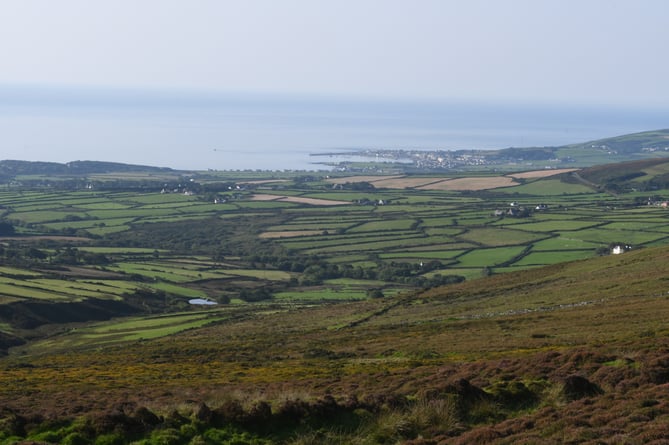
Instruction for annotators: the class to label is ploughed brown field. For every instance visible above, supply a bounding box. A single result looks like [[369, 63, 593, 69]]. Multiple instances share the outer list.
[[416, 176, 518, 190], [251, 194, 350, 205], [326, 169, 577, 191], [327, 168, 578, 191], [508, 168, 579, 179], [325, 175, 404, 185], [364, 177, 445, 189]]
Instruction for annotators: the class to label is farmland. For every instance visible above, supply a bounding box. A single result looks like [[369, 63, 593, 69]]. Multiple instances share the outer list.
[[2, 156, 669, 442], [0, 161, 668, 318]]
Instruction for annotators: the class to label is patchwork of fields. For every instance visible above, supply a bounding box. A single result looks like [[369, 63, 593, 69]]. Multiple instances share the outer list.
[[0, 168, 668, 310]]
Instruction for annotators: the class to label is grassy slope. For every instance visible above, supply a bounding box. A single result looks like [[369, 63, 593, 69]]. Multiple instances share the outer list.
[[2, 246, 669, 442], [574, 157, 669, 184], [563, 128, 669, 153]]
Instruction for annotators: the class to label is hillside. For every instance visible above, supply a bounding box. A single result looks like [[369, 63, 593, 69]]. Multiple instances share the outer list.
[[564, 128, 669, 154], [506, 128, 669, 167], [2, 246, 669, 443], [326, 129, 669, 172], [565, 157, 669, 193], [0, 160, 175, 176]]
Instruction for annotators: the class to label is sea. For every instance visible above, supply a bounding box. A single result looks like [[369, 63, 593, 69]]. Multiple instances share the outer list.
[[0, 85, 667, 171]]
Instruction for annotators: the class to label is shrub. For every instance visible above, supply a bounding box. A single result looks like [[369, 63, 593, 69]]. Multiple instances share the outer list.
[[134, 407, 162, 428], [274, 399, 310, 426], [641, 354, 669, 384], [94, 433, 125, 445], [242, 401, 272, 430], [146, 427, 182, 445], [367, 288, 385, 299], [488, 381, 539, 410], [213, 400, 246, 425], [164, 410, 190, 429], [187, 435, 208, 445], [202, 426, 270, 444], [194, 402, 213, 423], [562, 375, 603, 401], [180, 423, 199, 439], [62, 431, 89, 445], [0, 410, 27, 437], [29, 430, 62, 443]]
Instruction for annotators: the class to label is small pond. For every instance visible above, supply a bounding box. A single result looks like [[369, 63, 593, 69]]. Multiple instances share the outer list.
[[188, 298, 218, 305]]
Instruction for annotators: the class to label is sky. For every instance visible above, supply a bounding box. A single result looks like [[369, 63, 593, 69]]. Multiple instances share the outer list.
[[0, 0, 668, 107]]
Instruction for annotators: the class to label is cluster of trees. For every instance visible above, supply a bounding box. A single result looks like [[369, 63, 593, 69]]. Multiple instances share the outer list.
[[238, 287, 273, 302], [270, 256, 463, 287], [0, 245, 110, 267], [51, 247, 110, 265], [0, 221, 15, 236], [103, 216, 270, 257]]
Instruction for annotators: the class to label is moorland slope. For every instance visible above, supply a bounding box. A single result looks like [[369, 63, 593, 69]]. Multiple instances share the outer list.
[[2, 245, 669, 443]]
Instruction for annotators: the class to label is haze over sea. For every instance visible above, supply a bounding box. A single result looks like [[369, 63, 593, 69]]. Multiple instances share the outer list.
[[0, 86, 667, 171]]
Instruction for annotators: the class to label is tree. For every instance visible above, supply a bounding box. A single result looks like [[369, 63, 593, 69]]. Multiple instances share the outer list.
[[367, 288, 385, 299], [0, 221, 15, 236], [239, 288, 272, 302]]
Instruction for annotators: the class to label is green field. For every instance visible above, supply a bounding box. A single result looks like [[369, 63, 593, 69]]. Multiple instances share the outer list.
[[0, 162, 668, 326]]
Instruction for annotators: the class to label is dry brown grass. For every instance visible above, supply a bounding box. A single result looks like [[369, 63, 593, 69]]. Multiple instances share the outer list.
[[371, 177, 446, 189], [258, 230, 324, 239], [327, 175, 515, 190], [327, 173, 580, 190], [417, 177, 518, 191], [250, 194, 350, 205], [249, 193, 282, 201], [507, 168, 579, 179], [325, 175, 404, 184], [278, 196, 350, 205]]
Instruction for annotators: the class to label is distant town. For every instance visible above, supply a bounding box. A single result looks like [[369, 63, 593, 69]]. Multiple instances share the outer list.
[[312, 130, 669, 173], [312, 147, 569, 172]]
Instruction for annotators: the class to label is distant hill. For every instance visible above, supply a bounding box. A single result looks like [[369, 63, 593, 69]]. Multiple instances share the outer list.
[[0, 160, 176, 177], [564, 128, 669, 154], [492, 129, 669, 165]]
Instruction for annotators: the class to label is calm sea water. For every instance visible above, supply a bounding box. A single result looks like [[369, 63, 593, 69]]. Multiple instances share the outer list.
[[0, 86, 667, 171]]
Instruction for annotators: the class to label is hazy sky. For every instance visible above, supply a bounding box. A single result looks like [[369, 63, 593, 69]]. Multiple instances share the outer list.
[[1, 0, 667, 106]]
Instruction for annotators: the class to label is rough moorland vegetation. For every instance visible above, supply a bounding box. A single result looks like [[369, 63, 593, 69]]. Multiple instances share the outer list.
[[1, 245, 669, 443]]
